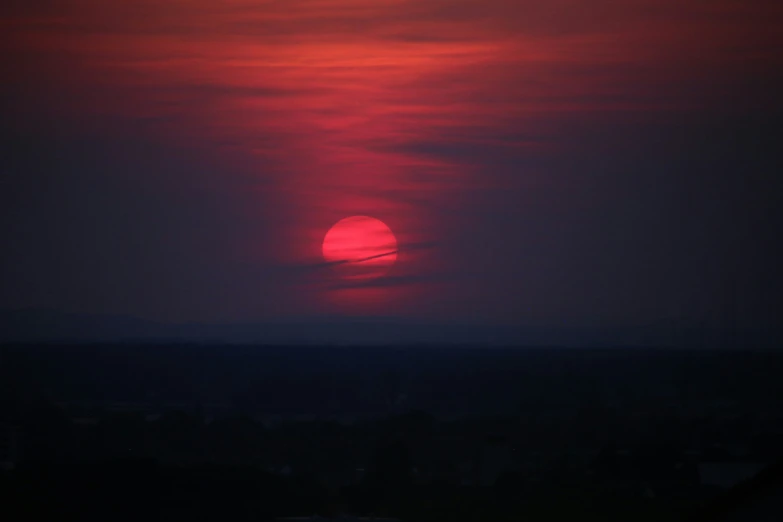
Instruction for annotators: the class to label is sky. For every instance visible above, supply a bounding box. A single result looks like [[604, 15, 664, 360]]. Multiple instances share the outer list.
[[1, 0, 781, 338]]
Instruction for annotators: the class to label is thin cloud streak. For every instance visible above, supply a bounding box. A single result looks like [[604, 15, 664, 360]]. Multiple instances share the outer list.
[[284, 241, 437, 273]]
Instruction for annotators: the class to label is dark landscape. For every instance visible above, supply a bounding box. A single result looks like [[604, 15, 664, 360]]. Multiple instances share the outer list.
[[3, 336, 783, 521]]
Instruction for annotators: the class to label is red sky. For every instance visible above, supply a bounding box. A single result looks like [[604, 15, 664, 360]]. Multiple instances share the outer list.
[[1, 0, 781, 330]]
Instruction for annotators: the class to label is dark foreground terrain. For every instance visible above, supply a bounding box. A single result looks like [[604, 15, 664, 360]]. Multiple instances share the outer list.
[[2, 343, 783, 521]]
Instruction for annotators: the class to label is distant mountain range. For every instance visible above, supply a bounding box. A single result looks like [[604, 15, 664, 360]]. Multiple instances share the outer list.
[[0, 307, 779, 348]]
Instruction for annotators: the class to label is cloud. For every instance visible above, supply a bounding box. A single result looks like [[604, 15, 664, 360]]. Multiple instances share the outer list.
[[325, 272, 448, 291], [284, 240, 437, 272]]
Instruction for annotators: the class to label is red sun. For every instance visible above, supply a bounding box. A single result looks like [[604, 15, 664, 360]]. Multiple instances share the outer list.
[[322, 216, 398, 281]]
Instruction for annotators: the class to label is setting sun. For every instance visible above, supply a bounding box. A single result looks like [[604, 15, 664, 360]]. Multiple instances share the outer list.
[[322, 216, 398, 281]]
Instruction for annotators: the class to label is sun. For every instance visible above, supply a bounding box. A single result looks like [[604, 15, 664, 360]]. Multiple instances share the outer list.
[[322, 216, 398, 281]]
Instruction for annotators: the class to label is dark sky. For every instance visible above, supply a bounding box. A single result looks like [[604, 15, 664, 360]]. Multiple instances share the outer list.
[[1, 0, 781, 337]]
